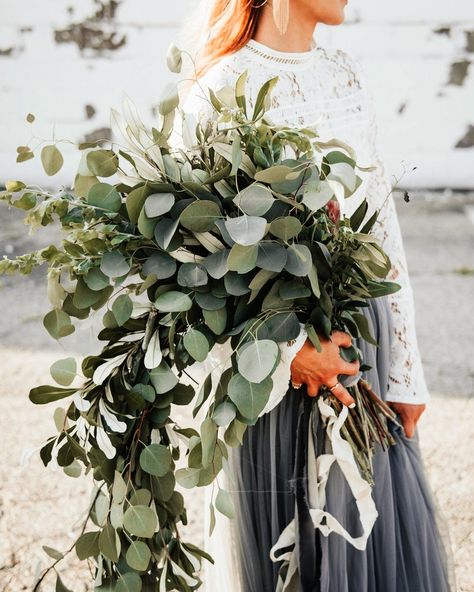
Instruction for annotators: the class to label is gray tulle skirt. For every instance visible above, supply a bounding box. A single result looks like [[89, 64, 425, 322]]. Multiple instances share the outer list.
[[227, 296, 456, 592]]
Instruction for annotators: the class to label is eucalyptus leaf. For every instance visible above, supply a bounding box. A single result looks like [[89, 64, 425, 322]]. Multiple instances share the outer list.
[[112, 294, 133, 326], [228, 374, 272, 419], [233, 183, 274, 216], [86, 150, 119, 178], [143, 252, 176, 279], [237, 340, 279, 383], [87, 183, 122, 212], [41, 145, 63, 176], [149, 361, 179, 393], [140, 443, 172, 477], [123, 505, 157, 538], [125, 540, 151, 571], [144, 192, 175, 218], [270, 217, 302, 240], [50, 357, 77, 386], [183, 328, 210, 362], [225, 215, 267, 246], [155, 290, 192, 312], [215, 489, 235, 519], [284, 244, 312, 277], [180, 200, 221, 232]]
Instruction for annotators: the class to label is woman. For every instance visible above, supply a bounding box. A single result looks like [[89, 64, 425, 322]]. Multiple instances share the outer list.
[[178, 1, 456, 590]]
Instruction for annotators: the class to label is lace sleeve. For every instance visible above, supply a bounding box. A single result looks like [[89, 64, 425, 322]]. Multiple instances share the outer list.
[[361, 71, 431, 404]]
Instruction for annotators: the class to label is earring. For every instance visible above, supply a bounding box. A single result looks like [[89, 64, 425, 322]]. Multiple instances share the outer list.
[[272, 0, 290, 35]]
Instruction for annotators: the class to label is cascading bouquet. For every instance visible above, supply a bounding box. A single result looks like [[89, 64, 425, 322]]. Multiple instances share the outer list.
[[1, 45, 402, 591]]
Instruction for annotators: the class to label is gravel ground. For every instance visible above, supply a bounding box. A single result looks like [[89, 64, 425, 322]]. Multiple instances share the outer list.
[[0, 347, 472, 592]]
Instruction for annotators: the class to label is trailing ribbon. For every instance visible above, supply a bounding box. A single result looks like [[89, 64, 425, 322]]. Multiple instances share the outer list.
[[270, 396, 379, 591]]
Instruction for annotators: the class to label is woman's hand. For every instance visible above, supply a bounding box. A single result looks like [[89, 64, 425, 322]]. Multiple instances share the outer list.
[[387, 402, 426, 438], [290, 330, 360, 407]]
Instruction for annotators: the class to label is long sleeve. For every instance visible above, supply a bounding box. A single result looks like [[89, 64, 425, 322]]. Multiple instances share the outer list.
[[362, 73, 431, 405]]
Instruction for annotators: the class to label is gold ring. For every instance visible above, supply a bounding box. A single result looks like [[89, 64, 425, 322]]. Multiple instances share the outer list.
[[328, 382, 340, 391], [291, 382, 303, 389]]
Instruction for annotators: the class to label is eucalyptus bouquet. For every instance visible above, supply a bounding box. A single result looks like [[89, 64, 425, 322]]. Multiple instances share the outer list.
[[1, 45, 401, 591]]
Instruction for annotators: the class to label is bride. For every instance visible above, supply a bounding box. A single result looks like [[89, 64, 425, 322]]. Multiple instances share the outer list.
[[176, 1, 456, 590]]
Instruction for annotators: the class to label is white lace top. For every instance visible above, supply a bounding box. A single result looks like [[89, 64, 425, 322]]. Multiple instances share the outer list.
[[179, 38, 431, 408]]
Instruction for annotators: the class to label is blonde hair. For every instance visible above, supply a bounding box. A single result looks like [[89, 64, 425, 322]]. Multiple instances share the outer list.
[[179, 0, 265, 80]]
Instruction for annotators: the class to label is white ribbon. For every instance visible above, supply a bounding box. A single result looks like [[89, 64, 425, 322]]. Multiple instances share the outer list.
[[270, 397, 379, 590]]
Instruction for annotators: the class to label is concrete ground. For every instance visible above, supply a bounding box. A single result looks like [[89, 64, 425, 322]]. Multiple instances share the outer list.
[[0, 191, 473, 591]]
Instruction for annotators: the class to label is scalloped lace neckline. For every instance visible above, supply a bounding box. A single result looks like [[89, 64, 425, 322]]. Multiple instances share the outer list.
[[242, 38, 320, 69]]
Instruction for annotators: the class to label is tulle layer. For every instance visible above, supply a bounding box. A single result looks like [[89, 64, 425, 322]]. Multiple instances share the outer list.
[[227, 296, 456, 592]]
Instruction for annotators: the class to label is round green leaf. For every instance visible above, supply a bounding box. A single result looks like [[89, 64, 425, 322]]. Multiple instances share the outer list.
[[301, 180, 333, 211], [225, 215, 267, 246], [227, 243, 258, 273], [175, 467, 201, 489], [139, 443, 172, 477], [87, 183, 122, 212], [203, 307, 227, 335], [155, 291, 192, 312], [228, 374, 272, 419], [256, 242, 288, 272], [212, 401, 237, 426], [180, 200, 221, 232], [41, 144, 63, 176], [237, 339, 279, 383], [50, 357, 77, 386], [112, 294, 133, 326], [86, 150, 119, 177], [98, 524, 120, 562], [270, 217, 302, 240], [183, 328, 209, 362], [142, 252, 176, 279], [203, 249, 229, 279], [84, 268, 110, 291], [75, 531, 100, 560], [43, 309, 75, 340], [215, 489, 235, 518], [144, 192, 175, 217], [100, 251, 131, 278], [177, 263, 208, 287], [73, 278, 104, 309], [233, 183, 274, 215], [284, 244, 312, 277], [194, 291, 226, 311], [117, 572, 142, 592], [149, 361, 179, 393], [123, 505, 157, 538], [125, 540, 151, 571]]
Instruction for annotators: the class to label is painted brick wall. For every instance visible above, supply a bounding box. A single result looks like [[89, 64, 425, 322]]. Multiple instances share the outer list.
[[0, 0, 472, 188]]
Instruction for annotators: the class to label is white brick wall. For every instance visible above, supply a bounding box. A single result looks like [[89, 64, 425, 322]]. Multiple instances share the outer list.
[[0, 0, 472, 188]]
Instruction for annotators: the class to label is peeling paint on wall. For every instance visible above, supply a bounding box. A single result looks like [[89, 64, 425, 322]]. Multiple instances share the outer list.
[[83, 127, 112, 143], [54, 0, 126, 53], [85, 105, 96, 119], [465, 30, 474, 53], [448, 60, 471, 86], [434, 26, 451, 37], [455, 125, 474, 148]]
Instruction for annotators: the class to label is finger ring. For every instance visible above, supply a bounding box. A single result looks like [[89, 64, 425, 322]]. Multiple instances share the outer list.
[[328, 382, 340, 391], [291, 382, 303, 389]]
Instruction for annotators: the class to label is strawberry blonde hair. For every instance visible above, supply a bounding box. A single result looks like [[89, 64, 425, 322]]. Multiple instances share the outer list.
[[180, 0, 265, 80]]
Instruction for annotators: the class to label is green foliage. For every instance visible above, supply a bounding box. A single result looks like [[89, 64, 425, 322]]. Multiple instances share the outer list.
[[4, 45, 401, 591]]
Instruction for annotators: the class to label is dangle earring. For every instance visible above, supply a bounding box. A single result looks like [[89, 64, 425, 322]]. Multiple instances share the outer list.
[[272, 0, 290, 35]]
